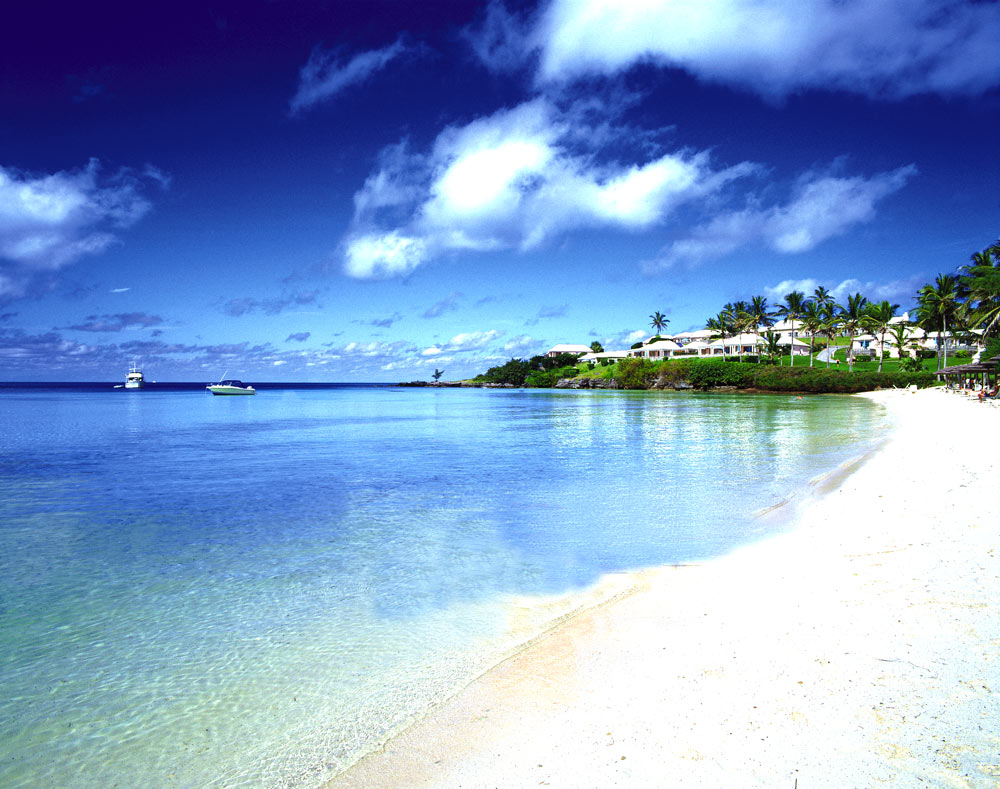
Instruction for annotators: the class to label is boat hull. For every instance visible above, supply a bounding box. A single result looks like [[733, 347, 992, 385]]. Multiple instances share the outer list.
[[207, 385, 255, 395]]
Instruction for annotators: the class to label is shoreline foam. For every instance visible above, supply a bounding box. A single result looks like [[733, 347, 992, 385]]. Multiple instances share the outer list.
[[326, 387, 1000, 788]]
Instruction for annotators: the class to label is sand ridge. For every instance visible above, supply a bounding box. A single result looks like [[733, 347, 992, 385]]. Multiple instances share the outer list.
[[327, 388, 1000, 788]]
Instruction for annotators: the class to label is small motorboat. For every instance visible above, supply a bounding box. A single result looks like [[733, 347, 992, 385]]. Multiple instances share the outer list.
[[206, 379, 256, 396]]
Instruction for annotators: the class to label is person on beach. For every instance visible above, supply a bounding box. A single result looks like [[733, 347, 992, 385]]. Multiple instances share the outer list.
[[978, 384, 998, 402]]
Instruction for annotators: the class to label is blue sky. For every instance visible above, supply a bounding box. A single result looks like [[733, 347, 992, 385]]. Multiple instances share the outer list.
[[2, 0, 999, 381]]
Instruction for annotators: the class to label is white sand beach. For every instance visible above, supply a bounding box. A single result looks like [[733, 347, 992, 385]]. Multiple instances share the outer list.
[[327, 388, 1000, 788]]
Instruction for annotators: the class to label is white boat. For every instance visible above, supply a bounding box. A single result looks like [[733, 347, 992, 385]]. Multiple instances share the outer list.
[[124, 361, 145, 389], [206, 379, 256, 396]]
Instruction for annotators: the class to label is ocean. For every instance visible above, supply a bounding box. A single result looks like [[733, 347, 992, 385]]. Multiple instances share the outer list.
[[0, 384, 885, 787]]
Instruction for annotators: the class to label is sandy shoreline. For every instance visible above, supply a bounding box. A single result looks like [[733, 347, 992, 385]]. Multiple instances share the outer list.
[[327, 388, 1000, 788]]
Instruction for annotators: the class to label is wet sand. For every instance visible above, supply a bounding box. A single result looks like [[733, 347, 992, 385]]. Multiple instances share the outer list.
[[327, 387, 1000, 788]]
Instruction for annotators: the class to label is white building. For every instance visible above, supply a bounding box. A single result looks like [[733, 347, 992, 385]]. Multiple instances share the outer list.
[[708, 333, 765, 356], [580, 350, 630, 363], [629, 339, 682, 359], [545, 344, 593, 358]]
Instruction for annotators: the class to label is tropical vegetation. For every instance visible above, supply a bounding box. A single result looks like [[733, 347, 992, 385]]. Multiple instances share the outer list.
[[470, 238, 1000, 391]]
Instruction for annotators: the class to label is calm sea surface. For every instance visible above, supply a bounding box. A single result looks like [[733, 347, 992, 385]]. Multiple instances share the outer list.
[[0, 384, 885, 787]]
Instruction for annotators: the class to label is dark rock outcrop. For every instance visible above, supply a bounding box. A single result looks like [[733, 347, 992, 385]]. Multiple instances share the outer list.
[[555, 377, 620, 389]]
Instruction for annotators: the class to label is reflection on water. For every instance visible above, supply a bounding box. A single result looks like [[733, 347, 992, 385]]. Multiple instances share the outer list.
[[0, 387, 884, 787]]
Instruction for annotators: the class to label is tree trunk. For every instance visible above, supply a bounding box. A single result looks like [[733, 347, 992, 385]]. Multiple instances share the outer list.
[[942, 315, 948, 370]]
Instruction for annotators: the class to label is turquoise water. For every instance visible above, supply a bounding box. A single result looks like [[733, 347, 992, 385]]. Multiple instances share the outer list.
[[0, 386, 884, 786]]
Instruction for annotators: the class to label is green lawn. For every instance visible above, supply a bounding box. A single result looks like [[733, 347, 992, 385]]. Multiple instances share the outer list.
[[822, 349, 955, 373]]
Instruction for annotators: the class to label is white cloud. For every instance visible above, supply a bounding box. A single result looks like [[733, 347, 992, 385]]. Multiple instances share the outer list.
[[290, 38, 409, 115], [502, 334, 539, 355], [533, 0, 1000, 99], [764, 274, 925, 306], [343, 98, 753, 278], [0, 160, 153, 300], [446, 330, 502, 351], [344, 231, 429, 279], [645, 164, 916, 271]]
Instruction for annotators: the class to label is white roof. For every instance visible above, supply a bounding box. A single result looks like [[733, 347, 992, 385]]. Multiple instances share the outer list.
[[546, 344, 592, 354], [778, 336, 810, 346], [643, 339, 682, 351], [709, 333, 765, 347], [581, 350, 630, 361], [674, 329, 715, 340], [682, 340, 712, 350]]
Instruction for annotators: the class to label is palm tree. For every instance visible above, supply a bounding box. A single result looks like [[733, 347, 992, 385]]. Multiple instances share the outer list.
[[590, 341, 604, 353], [706, 312, 732, 361], [819, 301, 841, 368], [861, 300, 899, 373], [649, 311, 669, 336], [799, 300, 823, 368], [432, 368, 445, 382], [840, 292, 869, 372], [763, 330, 782, 364], [915, 274, 960, 370], [748, 295, 774, 363], [813, 286, 834, 309], [725, 301, 752, 361], [961, 243, 1000, 340], [889, 320, 914, 365], [776, 291, 807, 367]]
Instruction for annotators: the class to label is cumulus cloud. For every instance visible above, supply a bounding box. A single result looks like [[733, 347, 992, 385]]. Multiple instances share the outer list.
[[502, 334, 539, 356], [645, 164, 916, 272], [533, 0, 1000, 99], [290, 38, 410, 115], [765, 275, 924, 306], [421, 330, 504, 356], [0, 159, 155, 300], [343, 98, 753, 278]]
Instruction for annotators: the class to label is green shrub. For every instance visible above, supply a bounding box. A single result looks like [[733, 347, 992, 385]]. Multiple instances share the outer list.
[[525, 365, 578, 388], [474, 357, 537, 386], [615, 358, 659, 389], [685, 361, 756, 389]]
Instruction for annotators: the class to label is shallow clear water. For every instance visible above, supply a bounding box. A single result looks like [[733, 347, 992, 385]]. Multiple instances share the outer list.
[[0, 386, 884, 786]]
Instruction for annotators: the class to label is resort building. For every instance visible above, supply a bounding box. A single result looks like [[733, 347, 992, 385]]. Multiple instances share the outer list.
[[580, 350, 631, 363], [629, 339, 682, 359], [671, 329, 715, 344], [708, 333, 766, 357], [850, 324, 983, 360], [545, 343, 593, 358], [671, 340, 714, 357], [779, 336, 811, 356]]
